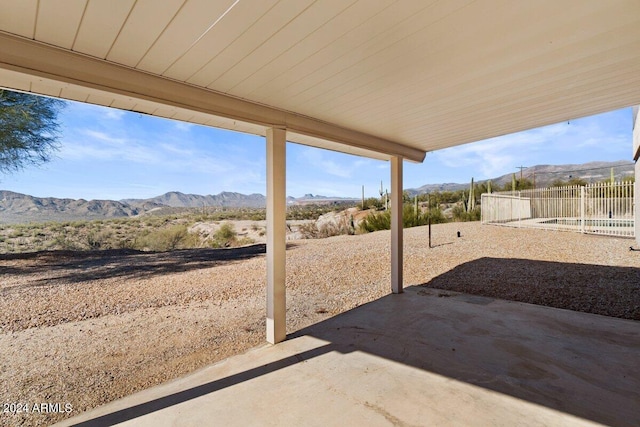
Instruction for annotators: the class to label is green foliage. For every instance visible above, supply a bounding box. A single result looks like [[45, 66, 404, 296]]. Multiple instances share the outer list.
[[136, 225, 198, 251], [299, 216, 354, 239], [550, 177, 588, 187], [0, 90, 65, 174], [417, 191, 460, 204], [361, 197, 383, 210], [86, 231, 113, 250], [286, 204, 346, 220], [502, 178, 534, 191], [207, 222, 236, 247], [359, 210, 391, 233], [426, 208, 448, 224], [359, 204, 447, 233], [451, 205, 481, 222], [207, 222, 255, 248]]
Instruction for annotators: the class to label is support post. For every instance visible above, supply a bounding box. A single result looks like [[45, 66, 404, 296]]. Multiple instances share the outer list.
[[633, 106, 639, 246], [580, 186, 585, 234], [390, 156, 403, 294], [635, 160, 639, 245], [266, 127, 286, 344]]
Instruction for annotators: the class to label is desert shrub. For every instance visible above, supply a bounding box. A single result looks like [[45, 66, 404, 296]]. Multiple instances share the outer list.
[[359, 210, 391, 233], [208, 222, 238, 248], [136, 225, 199, 251], [361, 197, 384, 210], [298, 222, 319, 239], [402, 205, 429, 228], [216, 222, 236, 240], [299, 215, 355, 239], [359, 204, 448, 233], [318, 219, 353, 238], [236, 236, 256, 246], [52, 235, 81, 250], [117, 238, 136, 250], [451, 206, 481, 222], [426, 207, 448, 224], [8, 229, 25, 238], [86, 231, 112, 250]]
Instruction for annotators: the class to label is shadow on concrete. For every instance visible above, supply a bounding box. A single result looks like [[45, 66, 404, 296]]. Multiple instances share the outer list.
[[421, 257, 640, 320], [0, 244, 276, 289], [290, 286, 640, 426], [72, 344, 338, 427], [67, 261, 640, 427]]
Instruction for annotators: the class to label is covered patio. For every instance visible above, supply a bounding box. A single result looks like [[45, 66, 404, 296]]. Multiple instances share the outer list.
[[56, 285, 640, 426], [1, 0, 639, 344], [1, 0, 639, 424]]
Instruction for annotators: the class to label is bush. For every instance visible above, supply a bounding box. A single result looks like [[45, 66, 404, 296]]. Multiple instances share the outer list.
[[359, 204, 449, 233], [451, 206, 481, 222], [216, 222, 236, 240], [359, 210, 391, 233], [86, 231, 113, 250], [426, 208, 448, 224], [361, 197, 384, 210], [299, 217, 354, 239], [136, 225, 199, 251], [208, 222, 241, 248]]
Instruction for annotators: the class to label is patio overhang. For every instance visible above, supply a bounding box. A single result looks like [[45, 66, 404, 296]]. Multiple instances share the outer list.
[[0, 32, 424, 162]]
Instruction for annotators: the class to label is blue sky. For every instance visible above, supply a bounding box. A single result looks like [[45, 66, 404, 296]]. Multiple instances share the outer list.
[[1, 99, 633, 200]]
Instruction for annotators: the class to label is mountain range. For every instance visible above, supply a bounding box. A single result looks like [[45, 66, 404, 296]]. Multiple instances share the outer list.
[[0, 160, 634, 224], [406, 160, 634, 195]]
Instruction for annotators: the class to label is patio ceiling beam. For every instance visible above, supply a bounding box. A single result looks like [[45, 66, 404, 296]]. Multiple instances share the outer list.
[[0, 32, 425, 163]]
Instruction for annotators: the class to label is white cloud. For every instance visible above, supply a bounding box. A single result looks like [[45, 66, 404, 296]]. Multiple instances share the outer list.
[[173, 121, 194, 132], [104, 109, 125, 120], [299, 148, 351, 178], [82, 129, 127, 145], [297, 147, 377, 179], [430, 117, 628, 179]]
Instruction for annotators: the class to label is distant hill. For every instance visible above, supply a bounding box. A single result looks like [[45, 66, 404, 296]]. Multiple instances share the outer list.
[[0, 190, 355, 224], [0, 161, 634, 224], [0, 190, 160, 224], [406, 160, 634, 195], [123, 191, 266, 209]]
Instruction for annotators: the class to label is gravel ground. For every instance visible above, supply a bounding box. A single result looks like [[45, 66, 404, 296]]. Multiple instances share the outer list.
[[1, 222, 638, 426]]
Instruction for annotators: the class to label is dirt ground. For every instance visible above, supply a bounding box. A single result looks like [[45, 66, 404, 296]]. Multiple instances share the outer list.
[[1, 222, 638, 426]]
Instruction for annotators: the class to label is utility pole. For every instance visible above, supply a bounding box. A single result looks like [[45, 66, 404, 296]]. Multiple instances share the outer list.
[[516, 166, 527, 182], [532, 170, 536, 189]]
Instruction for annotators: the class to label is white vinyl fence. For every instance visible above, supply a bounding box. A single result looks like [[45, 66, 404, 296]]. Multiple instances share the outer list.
[[481, 181, 635, 238]]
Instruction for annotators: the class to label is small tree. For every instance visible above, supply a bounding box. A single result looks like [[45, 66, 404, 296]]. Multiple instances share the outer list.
[[0, 90, 65, 174]]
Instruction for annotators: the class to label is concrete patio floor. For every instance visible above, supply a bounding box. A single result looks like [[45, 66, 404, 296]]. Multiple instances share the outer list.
[[56, 286, 640, 427]]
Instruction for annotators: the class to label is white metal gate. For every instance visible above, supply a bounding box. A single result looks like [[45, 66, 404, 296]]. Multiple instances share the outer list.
[[481, 182, 635, 238]]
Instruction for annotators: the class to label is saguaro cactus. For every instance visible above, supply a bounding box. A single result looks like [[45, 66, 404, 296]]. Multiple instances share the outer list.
[[467, 177, 475, 212]]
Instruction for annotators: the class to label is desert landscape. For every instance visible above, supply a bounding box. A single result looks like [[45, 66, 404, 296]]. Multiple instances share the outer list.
[[1, 221, 639, 426]]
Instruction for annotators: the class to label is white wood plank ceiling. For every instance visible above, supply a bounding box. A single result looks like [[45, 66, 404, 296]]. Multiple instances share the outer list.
[[1, 0, 640, 160]]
